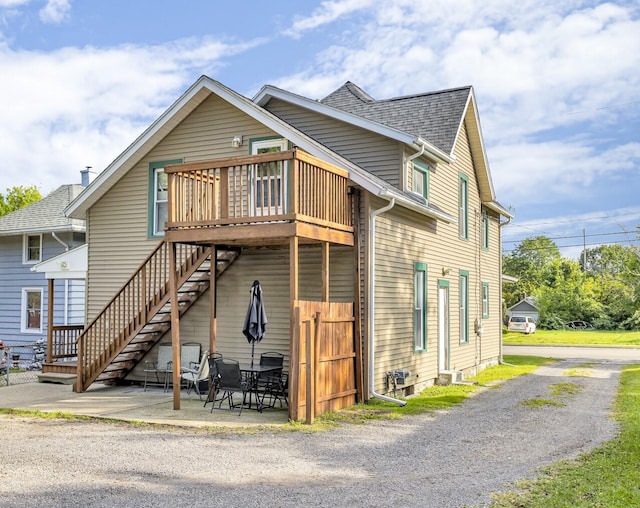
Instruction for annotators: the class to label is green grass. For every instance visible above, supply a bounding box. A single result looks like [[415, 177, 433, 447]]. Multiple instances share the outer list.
[[490, 364, 640, 507], [313, 355, 552, 426], [503, 329, 640, 347]]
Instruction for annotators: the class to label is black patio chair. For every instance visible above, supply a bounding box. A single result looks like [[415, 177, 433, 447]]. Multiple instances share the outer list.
[[213, 358, 251, 416], [257, 352, 287, 408], [204, 352, 223, 408]]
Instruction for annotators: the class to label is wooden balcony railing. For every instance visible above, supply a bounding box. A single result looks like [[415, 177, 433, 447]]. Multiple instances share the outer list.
[[164, 148, 353, 234], [47, 325, 83, 362]]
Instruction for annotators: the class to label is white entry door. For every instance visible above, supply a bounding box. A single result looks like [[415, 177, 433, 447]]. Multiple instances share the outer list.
[[438, 283, 450, 372]]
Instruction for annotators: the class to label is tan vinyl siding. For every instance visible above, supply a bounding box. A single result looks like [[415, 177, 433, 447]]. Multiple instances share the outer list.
[[369, 119, 502, 393], [128, 245, 355, 381], [265, 98, 403, 187], [86, 94, 279, 318]]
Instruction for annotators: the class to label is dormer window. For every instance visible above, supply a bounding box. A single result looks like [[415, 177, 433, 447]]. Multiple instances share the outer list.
[[412, 160, 429, 201]]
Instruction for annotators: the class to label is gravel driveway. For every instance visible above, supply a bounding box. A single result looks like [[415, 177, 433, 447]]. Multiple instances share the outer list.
[[0, 359, 622, 507]]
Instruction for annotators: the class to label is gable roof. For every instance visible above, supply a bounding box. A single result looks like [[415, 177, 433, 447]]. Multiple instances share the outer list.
[[320, 82, 471, 156], [31, 243, 87, 279], [0, 184, 85, 237], [255, 81, 512, 218], [66, 75, 457, 223], [508, 297, 539, 312]]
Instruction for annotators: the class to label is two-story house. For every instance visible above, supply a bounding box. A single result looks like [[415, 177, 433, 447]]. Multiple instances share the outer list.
[[0, 173, 89, 361], [64, 76, 510, 420]]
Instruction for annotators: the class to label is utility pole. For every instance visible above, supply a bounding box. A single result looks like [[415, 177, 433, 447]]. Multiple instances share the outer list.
[[583, 228, 587, 270]]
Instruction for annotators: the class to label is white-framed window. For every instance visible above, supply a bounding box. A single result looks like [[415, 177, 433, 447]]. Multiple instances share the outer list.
[[482, 282, 490, 318], [21, 287, 43, 333], [149, 159, 181, 237], [412, 160, 429, 200], [459, 174, 468, 239], [414, 262, 427, 352], [459, 270, 469, 343], [23, 234, 42, 264], [250, 138, 288, 215]]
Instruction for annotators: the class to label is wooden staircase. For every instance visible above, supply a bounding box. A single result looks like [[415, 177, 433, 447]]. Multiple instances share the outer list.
[[74, 242, 239, 392]]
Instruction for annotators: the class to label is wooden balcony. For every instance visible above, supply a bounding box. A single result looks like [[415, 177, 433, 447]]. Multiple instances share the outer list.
[[163, 148, 354, 247]]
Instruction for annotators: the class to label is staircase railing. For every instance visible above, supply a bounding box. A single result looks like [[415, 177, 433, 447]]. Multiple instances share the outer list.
[[75, 241, 211, 391]]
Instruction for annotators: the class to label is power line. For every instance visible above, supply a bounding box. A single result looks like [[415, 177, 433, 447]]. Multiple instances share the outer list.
[[502, 238, 638, 255], [503, 230, 633, 245], [502, 211, 640, 228]]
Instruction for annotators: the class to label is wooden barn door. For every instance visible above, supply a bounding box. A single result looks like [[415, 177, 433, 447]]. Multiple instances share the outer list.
[[289, 301, 357, 423]]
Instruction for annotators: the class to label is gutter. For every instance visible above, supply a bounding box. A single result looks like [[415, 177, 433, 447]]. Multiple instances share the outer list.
[[498, 214, 513, 366], [403, 144, 425, 192], [379, 189, 455, 223], [368, 197, 407, 406]]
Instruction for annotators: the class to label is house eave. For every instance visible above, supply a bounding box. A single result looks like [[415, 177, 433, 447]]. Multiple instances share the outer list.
[[483, 200, 513, 219], [0, 223, 85, 237], [379, 189, 457, 223]]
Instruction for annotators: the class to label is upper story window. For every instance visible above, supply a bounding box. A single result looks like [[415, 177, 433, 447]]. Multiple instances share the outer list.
[[482, 212, 489, 249], [21, 287, 42, 333], [23, 234, 42, 264], [412, 160, 429, 200], [250, 137, 288, 215], [149, 159, 181, 237], [459, 174, 469, 239]]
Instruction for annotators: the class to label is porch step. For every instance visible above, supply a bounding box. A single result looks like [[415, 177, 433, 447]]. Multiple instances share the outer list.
[[38, 372, 77, 385]]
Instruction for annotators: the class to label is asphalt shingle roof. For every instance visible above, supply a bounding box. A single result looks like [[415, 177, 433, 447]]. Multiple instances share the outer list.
[[320, 82, 471, 155], [0, 184, 85, 236]]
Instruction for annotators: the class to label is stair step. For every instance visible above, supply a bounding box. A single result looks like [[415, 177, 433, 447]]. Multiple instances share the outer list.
[[38, 372, 77, 385]]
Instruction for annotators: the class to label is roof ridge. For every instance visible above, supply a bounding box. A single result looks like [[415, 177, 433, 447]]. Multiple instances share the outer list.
[[372, 85, 472, 104]]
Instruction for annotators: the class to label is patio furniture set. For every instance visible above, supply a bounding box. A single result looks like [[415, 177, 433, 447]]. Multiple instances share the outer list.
[[143, 344, 288, 416]]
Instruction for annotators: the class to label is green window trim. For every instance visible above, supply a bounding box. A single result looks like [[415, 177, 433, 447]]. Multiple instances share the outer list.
[[412, 160, 429, 200], [459, 269, 469, 344], [148, 159, 182, 238], [413, 262, 428, 352], [482, 212, 489, 250], [459, 173, 469, 240], [482, 282, 490, 318], [248, 135, 290, 154]]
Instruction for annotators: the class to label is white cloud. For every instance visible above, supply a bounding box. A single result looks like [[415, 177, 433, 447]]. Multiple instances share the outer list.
[[490, 140, 640, 208], [285, 0, 375, 38], [0, 0, 29, 7], [0, 36, 262, 193], [39, 0, 70, 24]]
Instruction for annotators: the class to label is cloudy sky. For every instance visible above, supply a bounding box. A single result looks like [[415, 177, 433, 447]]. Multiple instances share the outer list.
[[1, 0, 639, 257]]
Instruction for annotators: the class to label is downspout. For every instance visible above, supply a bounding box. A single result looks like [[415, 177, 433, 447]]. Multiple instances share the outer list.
[[403, 143, 425, 192], [368, 196, 406, 406], [51, 232, 70, 326], [498, 215, 513, 366]]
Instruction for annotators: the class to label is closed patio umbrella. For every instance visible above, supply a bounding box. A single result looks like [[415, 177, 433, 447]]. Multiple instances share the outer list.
[[243, 280, 267, 367]]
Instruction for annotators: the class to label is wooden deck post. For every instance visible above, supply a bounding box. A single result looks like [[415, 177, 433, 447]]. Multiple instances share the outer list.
[[321, 242, 329, 303], [168, 241, 181, 410], [289, 236, 299, 420], [47, 278, 54, 363], [210, 245, 217, 354]]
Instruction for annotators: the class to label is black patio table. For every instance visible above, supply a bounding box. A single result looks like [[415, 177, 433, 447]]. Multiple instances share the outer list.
[[240, 363, 282, 411]]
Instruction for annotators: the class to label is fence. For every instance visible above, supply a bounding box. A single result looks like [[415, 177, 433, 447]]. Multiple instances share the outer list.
[[0, 342, 45, 386]]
